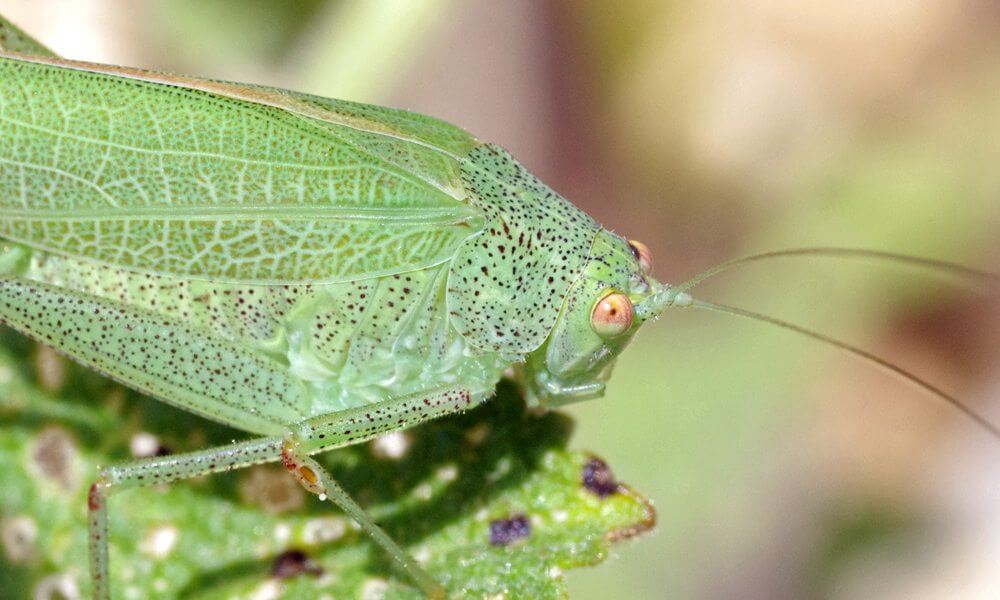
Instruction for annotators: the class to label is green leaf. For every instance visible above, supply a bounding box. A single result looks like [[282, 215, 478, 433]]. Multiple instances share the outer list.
[[0, 331, 654, 599]]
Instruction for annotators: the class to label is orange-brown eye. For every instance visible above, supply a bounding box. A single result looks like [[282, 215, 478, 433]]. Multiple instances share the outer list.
[[628, 240, 653, 275], [591, 292, 634, 337]]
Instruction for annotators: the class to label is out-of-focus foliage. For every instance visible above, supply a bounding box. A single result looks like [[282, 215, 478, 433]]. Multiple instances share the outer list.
[[0, 327, 653, 599]]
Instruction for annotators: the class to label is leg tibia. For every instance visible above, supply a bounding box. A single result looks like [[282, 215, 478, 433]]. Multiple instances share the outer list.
[[276, 386, 480, 597], [100, 437, 283, 490], [87, 437, 282, 600], [86, 387, 481, 598], [281, 442, 444, 599], [291, 387, 477, 454]]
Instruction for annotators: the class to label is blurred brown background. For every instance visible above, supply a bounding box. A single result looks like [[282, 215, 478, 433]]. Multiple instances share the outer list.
[[4, 1, 999, 598]]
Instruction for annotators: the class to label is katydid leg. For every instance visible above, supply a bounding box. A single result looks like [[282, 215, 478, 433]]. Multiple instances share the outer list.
[[281, 446, 445, 599], [291, 387, 478, 455], [280, 386, 481, 599], [87, 387, 483, 599], [87, 437, 284, 600]]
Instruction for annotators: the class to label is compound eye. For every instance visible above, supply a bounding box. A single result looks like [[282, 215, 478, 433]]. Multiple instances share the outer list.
[[591, 292, 634, 337], [628, 240, 653, 275]]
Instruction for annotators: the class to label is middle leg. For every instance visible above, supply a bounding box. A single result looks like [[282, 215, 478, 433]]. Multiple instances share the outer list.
[[88, 436, 285, 599], [281, 386, 483, 598]]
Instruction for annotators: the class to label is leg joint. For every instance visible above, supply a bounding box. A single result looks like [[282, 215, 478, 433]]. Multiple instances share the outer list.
[[87, 479, 109, 512], [280, 441, 326, 497]]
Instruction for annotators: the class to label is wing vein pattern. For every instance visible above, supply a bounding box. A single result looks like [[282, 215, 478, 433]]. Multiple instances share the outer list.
[[0, 55, 484, 284]]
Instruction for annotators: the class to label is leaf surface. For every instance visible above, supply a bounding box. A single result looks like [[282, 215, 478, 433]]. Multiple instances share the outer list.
[[0, 333, 655, 599]]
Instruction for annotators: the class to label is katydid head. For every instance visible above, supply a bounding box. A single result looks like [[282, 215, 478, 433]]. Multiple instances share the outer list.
[[525, 242, 1000, 447], [529, 244, 1000, 442], [523, 230, 687, 408]]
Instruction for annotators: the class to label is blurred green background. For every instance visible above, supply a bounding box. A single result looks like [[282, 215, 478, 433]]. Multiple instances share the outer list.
[[2, 1, 999, 598]]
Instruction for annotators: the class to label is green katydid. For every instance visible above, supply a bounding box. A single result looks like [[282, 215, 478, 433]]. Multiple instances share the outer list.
[[1, 14, 999, 600]]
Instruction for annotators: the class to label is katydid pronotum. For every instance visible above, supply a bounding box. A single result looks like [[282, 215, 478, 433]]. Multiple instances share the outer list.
[[0, 14, 998, 600]]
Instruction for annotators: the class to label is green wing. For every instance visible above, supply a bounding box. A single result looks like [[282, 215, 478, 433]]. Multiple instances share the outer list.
[[0, 53, 483, 284]]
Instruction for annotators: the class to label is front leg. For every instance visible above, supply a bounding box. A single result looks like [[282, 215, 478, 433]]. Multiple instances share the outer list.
[[290, 387, 477, 455], [88, 386, 484, 599], [280, 445, 446, 598], [281, 387, 482, 600], [87, 437, 285, 600]]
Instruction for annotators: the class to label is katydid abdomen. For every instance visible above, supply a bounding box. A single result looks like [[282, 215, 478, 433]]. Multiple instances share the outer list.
[[0, 53, 533, 433], [1, 245, 507, 429]]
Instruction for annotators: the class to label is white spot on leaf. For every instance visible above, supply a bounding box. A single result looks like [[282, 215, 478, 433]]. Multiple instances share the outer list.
[[34, 344, 66, 392], [1, 515, 37, 563], [248, 579, 282, 600], [129, 432, 160, 458], [412, 483, 433, 500], [302, 517, 346, 545], [370, 430, 411, 460], [139, 524, 179, 560], [360, 578, 389, 600], [28, 426, 79, 492], [240, 466, 304, 515], [436, 464, 458, 483], [33, 573, 80, 600], [274, 523, 292, 545]]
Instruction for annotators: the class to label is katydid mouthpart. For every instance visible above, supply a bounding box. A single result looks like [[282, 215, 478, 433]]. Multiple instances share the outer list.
[[0, 14, 998, 600]]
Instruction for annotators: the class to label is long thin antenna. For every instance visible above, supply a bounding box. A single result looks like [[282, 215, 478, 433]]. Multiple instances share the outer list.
[[673, 248, 1000, 296], [689, 298, 1000, 442]]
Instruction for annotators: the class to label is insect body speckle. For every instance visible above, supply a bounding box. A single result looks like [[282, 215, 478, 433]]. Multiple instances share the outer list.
[[449, 145, 601, 353]]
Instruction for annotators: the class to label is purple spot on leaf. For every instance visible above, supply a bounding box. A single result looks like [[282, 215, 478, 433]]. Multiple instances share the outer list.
[[489, 514, 531, 546], [582, 457, 618, 498], [271, 549, 323, 579]]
